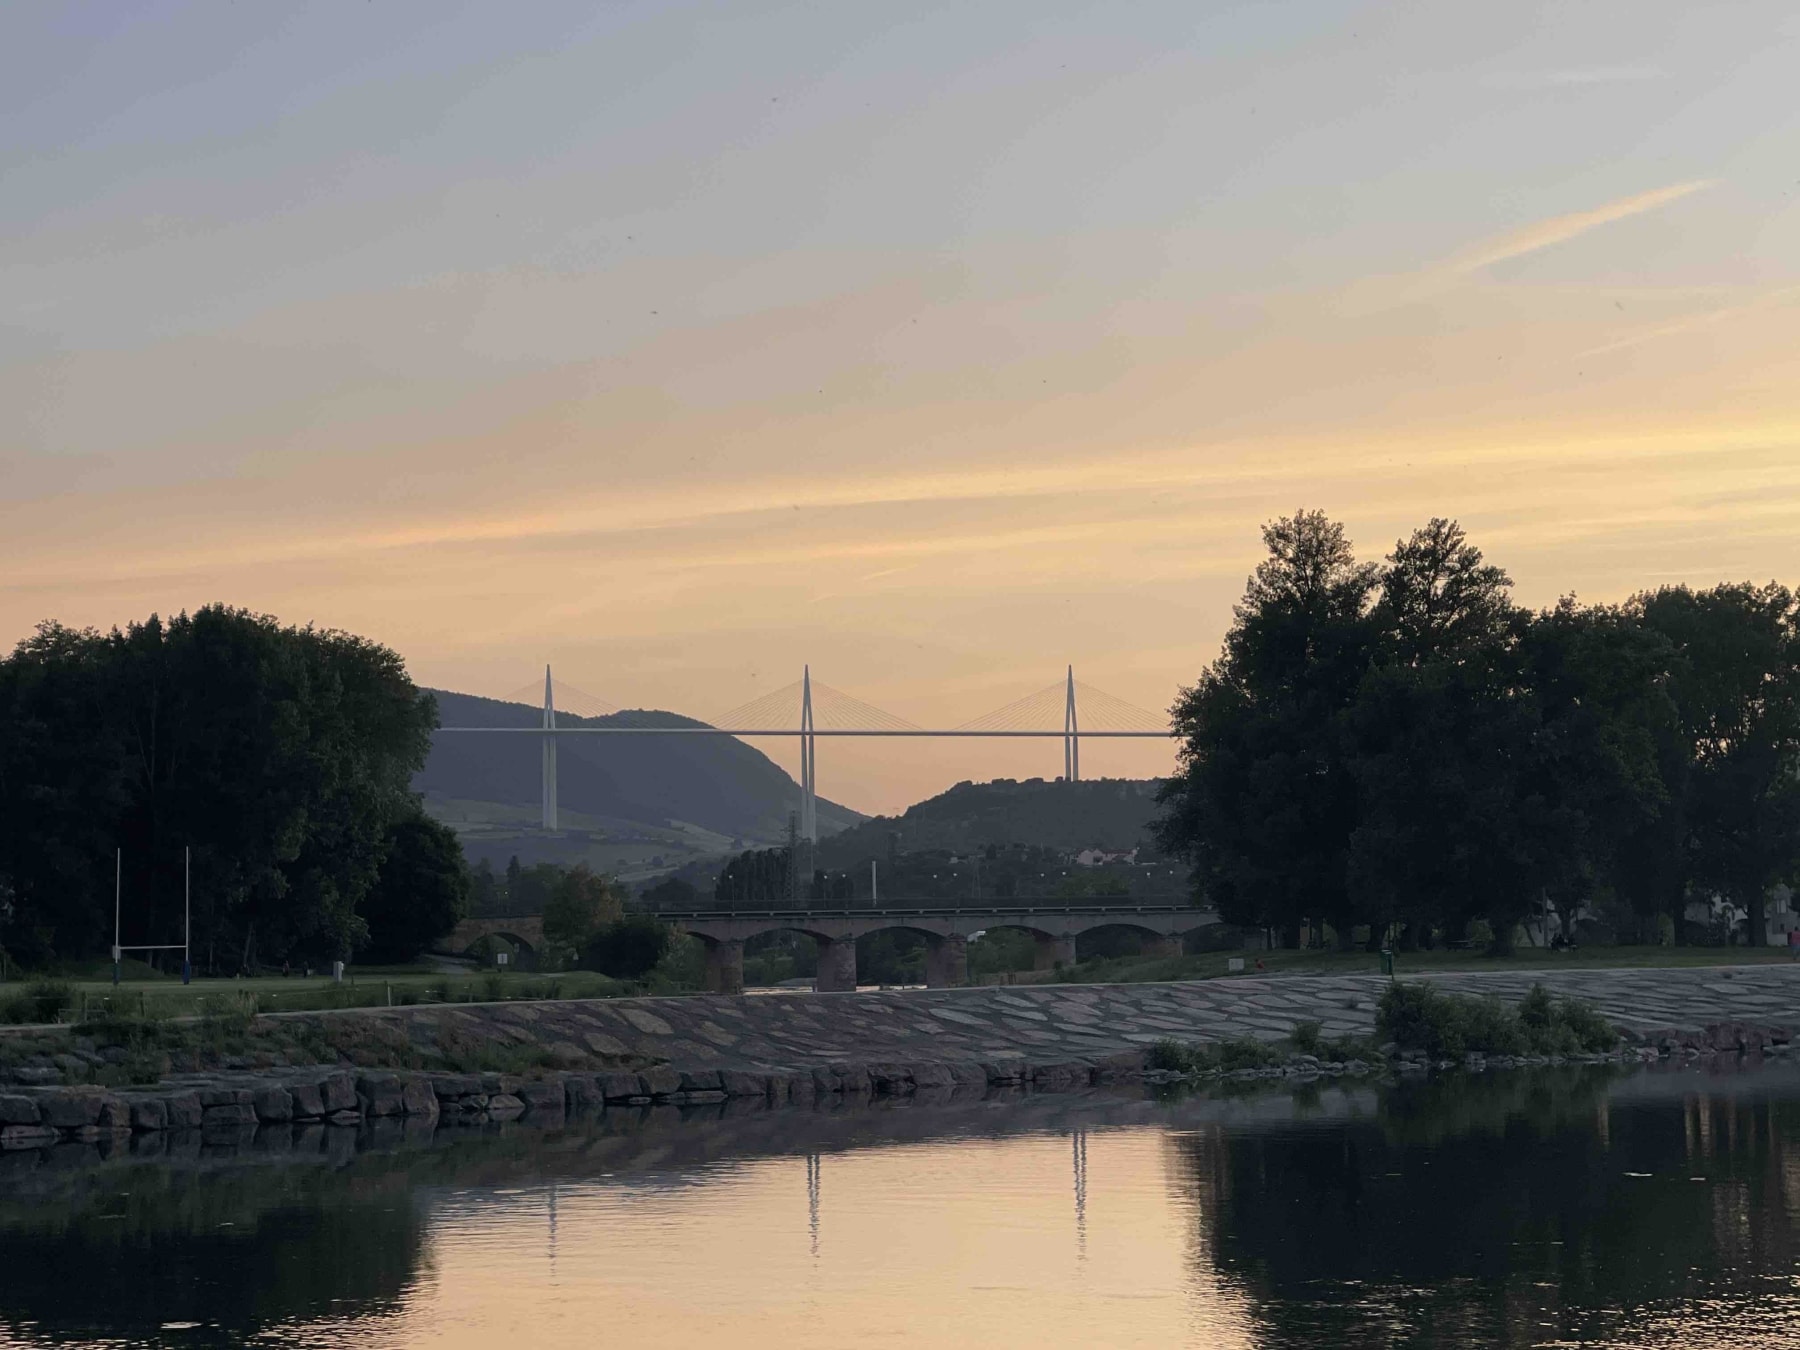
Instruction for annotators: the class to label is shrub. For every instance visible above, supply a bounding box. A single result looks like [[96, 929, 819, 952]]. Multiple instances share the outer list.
[[1379, 981, 1615, 1058], [581, 915, 674, 980], [196, 991, 258, 1036], [1147, 1036, 1286, 1075], [1289, 1020, 1323, 1055], [1216, 1037, 1283, 1071], [1148, 1038, 1198, 1073], [1550, 996, 1616, 1053], [1, 980, 74, 1025]]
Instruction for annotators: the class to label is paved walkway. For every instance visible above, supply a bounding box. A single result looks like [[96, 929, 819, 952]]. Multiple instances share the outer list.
[[335, 963, 1800, 1074]]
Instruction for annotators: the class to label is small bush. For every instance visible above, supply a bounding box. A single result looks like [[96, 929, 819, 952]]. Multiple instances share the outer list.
[[1318, 1034, 1381, 1064], [196, 991, 258, 1039], [1, 980, 74, 1025], [1147, 1036, 1286, 1075], [1553, 997, 1617, 1053], [1289, 1020, 1323, 1055], [1147, 1038, 1197, 1073], [581, 915, 675, 980], [1216, 1037, 1283, 1071], [481, 972, 505, 1002], [1379, 981, 1615, 1058]]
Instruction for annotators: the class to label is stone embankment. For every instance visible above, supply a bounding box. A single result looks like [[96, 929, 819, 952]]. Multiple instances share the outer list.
[[0, 1056, 1141, 1152], [2, 964, 1798, 1153]]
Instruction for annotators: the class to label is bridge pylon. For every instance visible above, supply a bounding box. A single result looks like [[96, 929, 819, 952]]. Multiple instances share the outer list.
[[1063, 665, 1080, 783], [800, 665, 817, 845], [541, 664, 558, 831]]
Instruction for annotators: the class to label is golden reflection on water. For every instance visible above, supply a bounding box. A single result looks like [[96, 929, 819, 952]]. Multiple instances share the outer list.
[[392, 1130, 1256, 1349]]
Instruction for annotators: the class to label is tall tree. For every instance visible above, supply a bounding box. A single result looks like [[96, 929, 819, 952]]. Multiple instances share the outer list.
[[1635, 584, 1800, 947], [358, 815, 471, 964], [1520, 600, 1677, 940], [1346, 520, 1535, 950], [541, 864, 625, 960], [1158, 511, 1378, 946], [0, 606, 438, 969]]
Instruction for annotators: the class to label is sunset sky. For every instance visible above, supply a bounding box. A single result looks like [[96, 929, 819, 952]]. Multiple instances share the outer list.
[[6, 2, 1800, 812]]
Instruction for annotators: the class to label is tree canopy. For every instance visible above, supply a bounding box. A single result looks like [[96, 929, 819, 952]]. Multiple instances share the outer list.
[[0, 605, 461, 970], [1158, 514, 1800, 950]]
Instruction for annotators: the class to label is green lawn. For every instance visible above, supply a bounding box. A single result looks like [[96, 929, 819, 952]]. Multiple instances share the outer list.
[[3, 964, 632, 1024]]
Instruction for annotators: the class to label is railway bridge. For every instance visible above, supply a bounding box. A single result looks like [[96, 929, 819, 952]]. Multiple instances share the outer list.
[[647, 901, 1221, 993]]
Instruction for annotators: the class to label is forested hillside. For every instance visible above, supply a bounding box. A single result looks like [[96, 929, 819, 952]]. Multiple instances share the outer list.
[[416, 692, 861, 871], [811, 777, 1162, 870]]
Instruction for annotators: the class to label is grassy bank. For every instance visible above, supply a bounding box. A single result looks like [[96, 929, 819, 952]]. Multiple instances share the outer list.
[[1, 966, 644, 1026], [1026, 943, 1800, 987]]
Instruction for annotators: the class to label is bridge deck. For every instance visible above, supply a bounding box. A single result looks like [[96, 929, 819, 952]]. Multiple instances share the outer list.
[[647, 902, 1213, 922]]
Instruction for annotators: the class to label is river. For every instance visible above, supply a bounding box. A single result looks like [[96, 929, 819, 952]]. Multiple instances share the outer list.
[[1, 1060, 1798, 1348]]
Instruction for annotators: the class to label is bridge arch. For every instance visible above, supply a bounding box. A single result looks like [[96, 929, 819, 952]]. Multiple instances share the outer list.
[[1071, 920, 1186, 963], [666, 903, 1219, 994], [446, 916, 544, 970]]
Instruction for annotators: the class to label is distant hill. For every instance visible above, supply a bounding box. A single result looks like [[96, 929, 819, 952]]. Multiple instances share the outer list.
[[415, 691, 861, 874], [813, 776, 1166, 869]]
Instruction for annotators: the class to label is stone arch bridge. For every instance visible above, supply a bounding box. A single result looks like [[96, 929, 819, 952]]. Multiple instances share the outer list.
[[447, 916, 544, 962], [656, 903, 1221, 993]]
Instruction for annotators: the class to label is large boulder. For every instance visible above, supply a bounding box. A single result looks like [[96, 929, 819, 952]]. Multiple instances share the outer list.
[[516, 1080, 565, 1117], [399, 1077, 439, 1119], [38, 1090, 103, 1130], [162, 1092, 203, 1129], [598, 1071, 648, 1102], [128, 1097, 168, 1132], [564, 1076, 604, 1112], [290, 1081, 326, 1120], [640, 1066, 682, 1098], [719, 1070, 771, 1098], [907, 1062, 956, 1091], [320, 1074, 358, 1114], [356, 1074, 406, 1117], [486, 1093, 525, 1120], [253, 1086, 294, 1123]]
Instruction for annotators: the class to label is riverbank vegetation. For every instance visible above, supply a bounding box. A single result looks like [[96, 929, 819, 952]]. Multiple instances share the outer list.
[[1158, 513, 1800, 952], [0, 607, 469, 972], [1147, 982, 1617, 1078], [1377, 981, 1615, 1058], [1032, 940, 1800, 988]]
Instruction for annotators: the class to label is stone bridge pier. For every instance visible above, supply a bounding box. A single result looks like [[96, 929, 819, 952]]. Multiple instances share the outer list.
[[670, 905, 1219, 995], [817, 937, 859, 993], [924, 934, 968, 988], [703, 939, 745, 994]]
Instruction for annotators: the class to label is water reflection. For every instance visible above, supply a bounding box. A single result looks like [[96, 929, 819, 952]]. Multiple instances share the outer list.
[[0, 1064, 1794, 1347], [1176, 1065, 1800, 1348]]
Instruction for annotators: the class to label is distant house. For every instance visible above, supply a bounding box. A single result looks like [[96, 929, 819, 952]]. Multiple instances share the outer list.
[[1682, 884, 1796, 944], [1074, 847, 1137, 867]]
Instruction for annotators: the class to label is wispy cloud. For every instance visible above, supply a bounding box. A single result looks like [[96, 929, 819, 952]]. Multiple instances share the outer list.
[[1447, 180, 1715, 275], [1578, 283, 1800, 357], [1337, 179, 1718, 315]]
